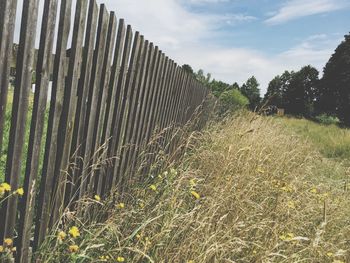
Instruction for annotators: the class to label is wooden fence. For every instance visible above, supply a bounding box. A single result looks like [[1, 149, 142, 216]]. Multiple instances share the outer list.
[[0, 0, 209, 261]]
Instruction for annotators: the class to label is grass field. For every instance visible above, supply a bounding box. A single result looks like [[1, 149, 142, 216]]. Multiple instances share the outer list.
[[32, 111, 350, 262], [275, 116, 350, 162]]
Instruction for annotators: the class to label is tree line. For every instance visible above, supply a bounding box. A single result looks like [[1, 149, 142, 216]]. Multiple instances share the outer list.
[[184, 33, 350, 125]]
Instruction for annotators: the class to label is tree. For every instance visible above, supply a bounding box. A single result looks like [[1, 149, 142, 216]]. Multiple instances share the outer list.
[[218, 89, 249, 115], [283, 66, 319, 117], [209, 80, 231, 97], [231, 82, 240, 90], [182, 64, 194, 75], [240, 76, 261, 110], [317, 33, 350, 124], [195, 69, 211, 86], [263, 71, 293, 108]]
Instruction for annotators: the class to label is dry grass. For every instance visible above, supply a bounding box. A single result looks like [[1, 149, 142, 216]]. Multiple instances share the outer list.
[[35, 111, 350, 262]]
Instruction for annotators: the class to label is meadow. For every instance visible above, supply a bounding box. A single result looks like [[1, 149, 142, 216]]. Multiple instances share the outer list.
[[33, 111, 349, 262]]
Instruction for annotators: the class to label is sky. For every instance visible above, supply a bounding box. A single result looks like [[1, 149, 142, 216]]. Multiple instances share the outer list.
[[14, 0, 350, 94]]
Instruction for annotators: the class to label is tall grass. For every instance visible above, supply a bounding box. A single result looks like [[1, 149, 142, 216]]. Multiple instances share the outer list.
[[32, 111, 349, 263], [276, 116, 350, 161]]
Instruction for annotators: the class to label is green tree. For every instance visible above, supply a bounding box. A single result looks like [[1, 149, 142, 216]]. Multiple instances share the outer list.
[[283, 65, 319, 117], [219, 89, 249, 115], [182, 64, 194, 75], [196, 69, 211, 86], [263, 71, 293, 108], [240, 76, 261, 110], [209, 80, 231, 97], [317, 33, 350, 125]]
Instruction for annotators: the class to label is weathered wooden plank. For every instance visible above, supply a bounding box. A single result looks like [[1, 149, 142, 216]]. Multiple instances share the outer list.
[[157, 61, 178, 151], [111, 32, 142, 190], [0, 0, 17, 154], [90, 11, 117, 195], [166, 70, 189, 153], [80, 4, 109, 196], [124, 40, 152, 176], [16, 0, 58, 261], [100, 19, 126, 194], [129, 44, 156, 176], [134, 48, 161, 174], [142, 51, 165, 148], [67, 0, 99, 205], [139, 52, 167, 176], [50, 0, 88, 226], [34, 0, 72, 249], [149, 60, 176, 164], [103, 25, 132, 193], [158, 61, 176, 131], [0, 0, 39, 242], [117, 37, 148, 182]]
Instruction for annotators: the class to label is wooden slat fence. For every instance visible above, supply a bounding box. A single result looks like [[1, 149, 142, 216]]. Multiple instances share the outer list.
[[0, 0, 209, 262]]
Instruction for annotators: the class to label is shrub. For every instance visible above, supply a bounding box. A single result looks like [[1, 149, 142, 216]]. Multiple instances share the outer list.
[[218, 89, 249, 115], [315, 113, 340, 125]]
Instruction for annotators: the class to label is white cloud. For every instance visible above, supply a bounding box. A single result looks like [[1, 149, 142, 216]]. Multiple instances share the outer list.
[[265, 0, 347, 25], [187, 0, 230, 4], [12, 0, 342, 95]]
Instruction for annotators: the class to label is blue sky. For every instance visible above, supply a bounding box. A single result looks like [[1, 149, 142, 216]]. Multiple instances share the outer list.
[[100, 0, 350, 94], [15, 0, 350, 94]]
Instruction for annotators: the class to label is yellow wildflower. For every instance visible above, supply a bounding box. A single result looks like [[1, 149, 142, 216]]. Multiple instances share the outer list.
[[99, 255, 110, 261], [189, 179, 196, 187], [16, 188, 24, 196], [287, 201, 295, 209], [187, 261, 194, 263], [0, 187, 5, 197], [4, 238, 13, 246], [149, 185, 157, 191], [279, 232, 294, 241], [191, 191, 200, 199], [68, 226, 80, 238], [326, 252, 334, 257], [94, 195, 101, 201], [57, 231, 67, 241], [69, 245, 79, 253], [1, 183, 11, 192], [0, 245, 3, 253], [281, 185, 293, 192], [310, 188, 317, 194], [116, 256, 125, 262], [170, 168, 177, 175], [136, 234, 141, 239], [117, 203, 125, 209], [256, 167, 264, 174], [11, 247, 16, 252]]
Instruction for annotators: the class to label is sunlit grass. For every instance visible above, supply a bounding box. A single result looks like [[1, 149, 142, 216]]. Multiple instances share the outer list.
[[275, 116, 350, 162], [31, 111, 349, 263]]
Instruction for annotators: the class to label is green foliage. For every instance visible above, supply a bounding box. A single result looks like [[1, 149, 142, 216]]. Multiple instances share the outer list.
[[240, 76, 261, 110], [182, 64, 194, 75], [264, 66, 319, 117], [209, 80, 231, 97], [277, 116, 350, 161], [315, 114, 340, 125], [317, 33, 350, 125], [195, 69, 211, 86], [218, 89, 249, 115], [284, 65, 319, 117]]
